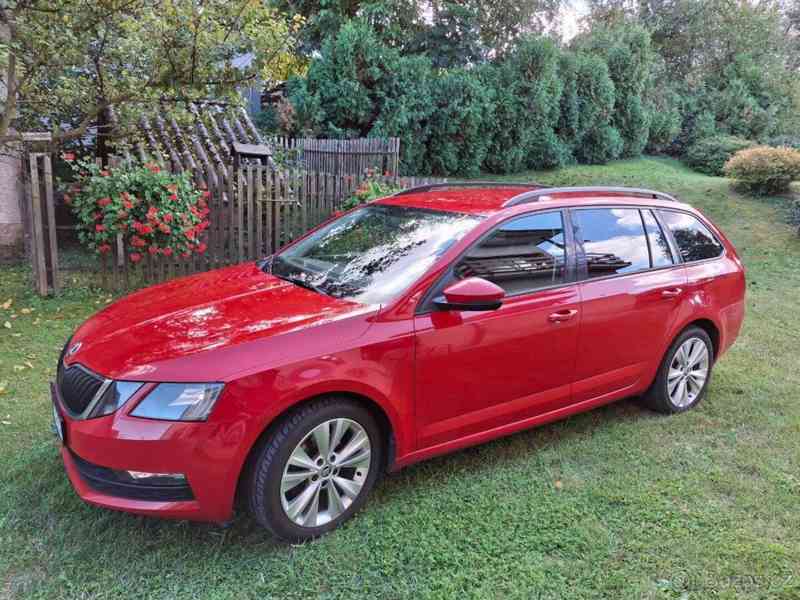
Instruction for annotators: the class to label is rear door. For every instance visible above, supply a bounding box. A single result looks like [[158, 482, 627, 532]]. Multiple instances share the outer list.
[[570, 207, 687, 403], [413, 210, 581, 449]]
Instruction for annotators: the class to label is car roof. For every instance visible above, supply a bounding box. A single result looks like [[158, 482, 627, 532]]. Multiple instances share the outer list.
[[373, 183, 690, 216], [374, 186, 539, 216]]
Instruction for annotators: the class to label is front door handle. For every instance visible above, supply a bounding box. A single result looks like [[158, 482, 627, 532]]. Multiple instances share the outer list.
[[661, 287, 683, 298], [548, 309, 578, 323]]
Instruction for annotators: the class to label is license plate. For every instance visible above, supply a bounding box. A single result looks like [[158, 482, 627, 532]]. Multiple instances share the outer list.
[[51, 384, 65, 445]]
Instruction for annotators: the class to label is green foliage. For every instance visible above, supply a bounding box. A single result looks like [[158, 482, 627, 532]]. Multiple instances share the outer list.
[[574, 24, 653, 157], [724, 145, 800, 195], [304, 21, 433, 174], [481, 36, 566, 174], [685, 135, 755, 176], [60, 159, 209, 262], [2, 1, 304, 149], [768, 135, 800, 150], [570, 53, 622, 164], [425, 70, 494, 177]]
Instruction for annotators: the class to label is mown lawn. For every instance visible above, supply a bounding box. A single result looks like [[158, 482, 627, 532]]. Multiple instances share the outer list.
[[1, 157, 799, 599]]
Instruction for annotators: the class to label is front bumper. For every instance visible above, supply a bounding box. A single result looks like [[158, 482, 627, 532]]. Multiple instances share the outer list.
[[54, 383, 245, 523]]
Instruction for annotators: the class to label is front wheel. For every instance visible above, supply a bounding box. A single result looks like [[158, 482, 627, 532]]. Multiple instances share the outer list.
[[246, 397, 382, 542], [643, 326, 714, 414]]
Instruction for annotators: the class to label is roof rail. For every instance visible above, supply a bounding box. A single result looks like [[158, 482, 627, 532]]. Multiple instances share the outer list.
[[392, 180, 545, 196], [503, 186, 679, 207]]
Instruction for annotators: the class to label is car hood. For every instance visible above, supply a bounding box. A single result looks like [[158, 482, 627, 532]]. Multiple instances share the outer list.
[[66, 263, 375, 381]]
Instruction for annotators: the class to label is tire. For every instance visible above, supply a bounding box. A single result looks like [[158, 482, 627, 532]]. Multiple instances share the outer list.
[[246, 396, 382, 542], [643, 326, 714, 414]]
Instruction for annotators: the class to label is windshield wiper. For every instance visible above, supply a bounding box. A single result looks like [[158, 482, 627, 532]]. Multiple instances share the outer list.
[[274, 273, 327, 295]]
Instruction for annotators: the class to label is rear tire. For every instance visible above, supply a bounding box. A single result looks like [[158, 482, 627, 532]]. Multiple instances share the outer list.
[[246, 397, 382, 542], [643, 326, 714, 414]]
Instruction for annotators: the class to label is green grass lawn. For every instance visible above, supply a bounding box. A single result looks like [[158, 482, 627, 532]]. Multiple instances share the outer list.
[[1, 157, 799, 599]]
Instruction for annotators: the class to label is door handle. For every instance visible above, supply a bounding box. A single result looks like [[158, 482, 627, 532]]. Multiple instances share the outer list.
[[548, 309, 578, 323], [661, 287, 683, 298]]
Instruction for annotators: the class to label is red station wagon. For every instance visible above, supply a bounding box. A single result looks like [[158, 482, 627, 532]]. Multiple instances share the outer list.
[[52, 183, 746, 541]]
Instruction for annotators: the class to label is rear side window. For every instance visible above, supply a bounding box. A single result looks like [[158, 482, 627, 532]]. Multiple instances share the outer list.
[[659, 210, 723, 262], [642, 210, 674, 267], [574, 208, 650, 277], [455, 211, 566, 295]]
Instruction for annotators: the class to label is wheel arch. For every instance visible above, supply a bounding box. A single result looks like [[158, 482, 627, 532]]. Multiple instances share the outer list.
[[683, 317, 721, 360], [234, 390, 398, 509]]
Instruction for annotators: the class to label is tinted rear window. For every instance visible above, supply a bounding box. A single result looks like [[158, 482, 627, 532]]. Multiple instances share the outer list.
[[659, 210, 723, 262]]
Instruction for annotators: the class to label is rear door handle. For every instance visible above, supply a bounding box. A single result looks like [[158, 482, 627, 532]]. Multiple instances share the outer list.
[[661, 287, 683, 298], [548, 309, 578, 323]]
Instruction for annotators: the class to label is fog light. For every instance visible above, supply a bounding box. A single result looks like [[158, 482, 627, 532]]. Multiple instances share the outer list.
[[125, 471, 186, 485]]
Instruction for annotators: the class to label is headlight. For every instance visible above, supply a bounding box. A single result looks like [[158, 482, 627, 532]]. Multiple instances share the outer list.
[[88, 381, 144, 418], [130, 383, 224, 421]]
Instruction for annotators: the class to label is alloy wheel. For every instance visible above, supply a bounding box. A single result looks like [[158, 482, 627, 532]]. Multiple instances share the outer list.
[[280, 418, 372, 527], [667, 337, 710, 408]]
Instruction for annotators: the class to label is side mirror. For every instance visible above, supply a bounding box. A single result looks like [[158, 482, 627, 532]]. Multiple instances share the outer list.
[[434, 277, 505, 312]]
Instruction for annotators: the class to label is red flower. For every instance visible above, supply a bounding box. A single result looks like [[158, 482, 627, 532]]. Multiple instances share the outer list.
[[201, 190, 211, 200], [63, 194, 72, 206], [97, 243, 111, 254], [158, 223, 171, 234], [97, 197, 112, 207], [129, 252, 142, 263], [100, 170, 110, 177], [95, 224, 106, 232], [195, 242, 208, 254], [185, 228, 196, 240], [146, 206, 158, 220], [145, 163, 161, 174], [62, 152, 75, 162], [162, 247, 173, 257], [131, 236, 146, 248], [197, 198, 207, 209], [181, 251, 191, 259], [122, 199, 133, 210], [169, 193, 178, 201], [139, 224, 153, 235], [163, 213, 173, 223], [148, 245, 159, 255]]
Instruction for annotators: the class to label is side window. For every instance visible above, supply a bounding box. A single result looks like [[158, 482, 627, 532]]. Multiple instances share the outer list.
[[574, 208, 650, 278], [455, 211, 566, 295], [659, 210, 723, 262], [642, 209, 674, 267]]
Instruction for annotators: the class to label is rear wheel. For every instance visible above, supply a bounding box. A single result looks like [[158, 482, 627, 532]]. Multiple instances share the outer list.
[[246, 397, 382, 542], [644, 326, 713, 414]]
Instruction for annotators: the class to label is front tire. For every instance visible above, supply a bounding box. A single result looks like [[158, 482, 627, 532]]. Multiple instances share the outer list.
[[247, 397, 382, 542], [643, 326, 714, 414]]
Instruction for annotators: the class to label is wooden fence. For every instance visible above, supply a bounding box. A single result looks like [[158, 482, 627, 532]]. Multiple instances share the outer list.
[[269, 137, 400, 177], [22, 152, 444, 295]]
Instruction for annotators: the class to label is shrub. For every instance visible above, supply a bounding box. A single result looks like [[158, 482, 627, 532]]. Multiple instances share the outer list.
[[304, 21, 433, 174], [61, 158, 209, 262], [481, 36, 567, 173], [574, 24, 654, 158], [768, 135, 800, 150], [425, 70, 494, 177], [724, 146, 800, 195], [685, 135, 755, 176], [572, 53, 622, 164]]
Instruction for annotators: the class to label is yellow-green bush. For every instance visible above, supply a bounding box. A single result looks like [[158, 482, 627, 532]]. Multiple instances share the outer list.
[[724, 146, 800, 195]]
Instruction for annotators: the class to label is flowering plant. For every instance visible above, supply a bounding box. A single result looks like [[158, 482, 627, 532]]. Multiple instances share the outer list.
[[61, 157, 210, 263], [341, 167, 400, 210]]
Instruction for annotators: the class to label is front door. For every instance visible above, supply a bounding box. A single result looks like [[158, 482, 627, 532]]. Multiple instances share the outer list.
[[413, 210, 581, 449]]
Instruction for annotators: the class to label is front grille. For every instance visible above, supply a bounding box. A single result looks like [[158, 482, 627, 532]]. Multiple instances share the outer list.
[[58, 364, 104, 415], [70, 451, 194, 502]]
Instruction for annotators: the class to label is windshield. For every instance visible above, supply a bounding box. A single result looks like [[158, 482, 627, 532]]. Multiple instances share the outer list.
[[270, 204, 482, 305]]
